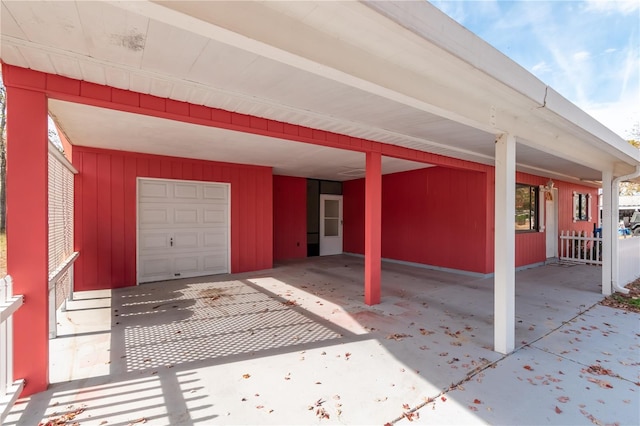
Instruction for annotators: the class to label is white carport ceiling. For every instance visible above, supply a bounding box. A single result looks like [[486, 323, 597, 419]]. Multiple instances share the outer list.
[[2, 0, 637, 184], [49, 100, 429, 181]]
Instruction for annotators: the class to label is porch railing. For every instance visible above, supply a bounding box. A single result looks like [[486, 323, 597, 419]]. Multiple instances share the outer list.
[[49, 251, 79, 339], [0, 275, 25, 424], [559, 230, 602, 265]]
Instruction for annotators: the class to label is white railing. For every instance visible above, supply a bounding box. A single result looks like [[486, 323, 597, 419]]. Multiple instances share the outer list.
[[49, 252, 79, 339], [559, 231, 602, 265], [0, 275, 25, 424]]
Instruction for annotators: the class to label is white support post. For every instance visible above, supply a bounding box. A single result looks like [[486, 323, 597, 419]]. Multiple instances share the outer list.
[[601, 170, 613, 296], [494, 133, 516, 354]]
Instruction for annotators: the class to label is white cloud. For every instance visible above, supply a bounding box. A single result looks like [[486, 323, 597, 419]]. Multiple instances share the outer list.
[[531, 61, 552, 74], [584, 0, 640, 14], [572, 50, 591, 61], [605, 48, 618, 54]]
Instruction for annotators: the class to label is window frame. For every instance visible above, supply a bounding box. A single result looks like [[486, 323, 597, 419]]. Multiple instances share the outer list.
[[573, 192, 591, 222], [515, 183, 539, 233]]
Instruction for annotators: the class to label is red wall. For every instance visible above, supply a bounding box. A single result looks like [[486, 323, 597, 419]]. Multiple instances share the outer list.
[[345, 168, 600, 273], [273, 175, 307, 261], [73, 147, 273, 290], [344, 167, 489, 273], [513, 172, 598, 267]]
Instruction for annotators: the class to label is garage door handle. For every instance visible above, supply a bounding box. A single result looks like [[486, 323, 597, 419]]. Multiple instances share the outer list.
[[170, 237, 173, 247]]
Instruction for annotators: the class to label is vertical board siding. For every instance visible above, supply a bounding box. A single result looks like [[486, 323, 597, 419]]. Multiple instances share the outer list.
[[513, 172, 598, 267], [343, 178, 366, 255], [344, 167, 488, 273], [273, 176, 307, 261], [73, 146, 273, 291]]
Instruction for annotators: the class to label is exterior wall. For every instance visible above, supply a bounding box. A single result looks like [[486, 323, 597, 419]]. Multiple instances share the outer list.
[[514, 172, 599, 267], [273, 175, 307, 261], [344, 167, 489, 273], [73, 146, 273, 291], [345, 168, 599, 273]]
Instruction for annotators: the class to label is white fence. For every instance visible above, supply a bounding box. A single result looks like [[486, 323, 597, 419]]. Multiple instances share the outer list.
[[619, 236, 640, 286], [0, 276, 24, 424], [559, 230, 602, 265]]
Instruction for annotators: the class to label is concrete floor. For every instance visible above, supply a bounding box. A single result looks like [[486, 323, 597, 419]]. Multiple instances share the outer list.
[[5, 255, 639, 425]]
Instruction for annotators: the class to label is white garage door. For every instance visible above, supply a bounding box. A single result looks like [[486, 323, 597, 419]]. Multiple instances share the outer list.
[[138, 178, 230, 283]]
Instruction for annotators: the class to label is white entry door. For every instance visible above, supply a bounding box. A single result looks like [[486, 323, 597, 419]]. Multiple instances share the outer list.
[[545, 188, 558, 259], [138, 178, 230, 283], [320, 195, 343, 256]]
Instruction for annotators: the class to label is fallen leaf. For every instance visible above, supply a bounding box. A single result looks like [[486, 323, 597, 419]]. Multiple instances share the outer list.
[[256, 405, 264, 409], [242, 374, 251, 379], [587, 377, 613, 389], [557, 396, 570, 403], [523, 365, 534, 371], [441, 396, 447, 402], [473, 399, 482, 404], [386, 333, 412, 341], [402, 403, 410, 410], [128, 419, 147, 425], [469, 406, 478, 412], [555, 406, 562, 414], [584, 364, 615, 377]]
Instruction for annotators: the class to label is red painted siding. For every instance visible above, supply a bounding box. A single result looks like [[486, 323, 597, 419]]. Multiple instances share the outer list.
[[512, 172, 598, 267], [273, 176, 307, 261], [73, 147, 273, 291], [344, 167, 489, 273]]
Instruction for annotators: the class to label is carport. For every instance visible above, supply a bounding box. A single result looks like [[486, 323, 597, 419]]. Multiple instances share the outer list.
[[1, 0, 639, 400]]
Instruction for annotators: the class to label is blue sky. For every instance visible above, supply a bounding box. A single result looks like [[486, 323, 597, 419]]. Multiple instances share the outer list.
[[430, 0, 640, 139]]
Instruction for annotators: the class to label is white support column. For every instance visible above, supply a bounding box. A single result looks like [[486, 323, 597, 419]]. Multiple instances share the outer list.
[[601, 170, 613, 296], [494, 133, 516, 354]]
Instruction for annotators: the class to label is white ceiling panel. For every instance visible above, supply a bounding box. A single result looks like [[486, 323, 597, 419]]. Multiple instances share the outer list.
[[129, 73, 152, 95], [0, 43, 27, 68], [4, 1, 88, 54], [142, 20, 208, 77], [79, 61, 107, 85], [0, 2, 26, 39], [75, 1, 147, 68], [17, 44, 55, 73], [50, 54, 83, 80], [104, 66, 131, 90]]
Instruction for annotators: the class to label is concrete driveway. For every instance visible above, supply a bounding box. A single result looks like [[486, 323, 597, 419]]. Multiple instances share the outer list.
[[6, 255, 639, 425]]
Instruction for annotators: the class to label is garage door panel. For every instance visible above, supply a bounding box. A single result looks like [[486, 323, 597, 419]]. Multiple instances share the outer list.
[[203, 254, 227, 273], [174, 208, 199, 224], [174, 256, 200, 273], [204, 185, 227, 200], [203, 207, 226, 224], [174, 183, 199, 199], [203, 230, 227, 248], [140, 257, 172, 278], [173, 231, 199, 249], [140, 233, 171, 250], [140, 181, 170, 200], [140, 208, 170, 226], [138, 179, 229, 283]]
